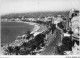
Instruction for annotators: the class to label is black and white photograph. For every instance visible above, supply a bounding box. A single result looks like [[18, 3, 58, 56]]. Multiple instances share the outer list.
[[0, 0, 80, 56]]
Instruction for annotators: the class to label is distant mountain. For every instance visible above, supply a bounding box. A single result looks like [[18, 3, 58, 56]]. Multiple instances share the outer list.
[[1, 11, 69, 19]]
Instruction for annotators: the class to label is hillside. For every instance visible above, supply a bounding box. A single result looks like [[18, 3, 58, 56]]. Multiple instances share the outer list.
[[1, 11, 69, 19]]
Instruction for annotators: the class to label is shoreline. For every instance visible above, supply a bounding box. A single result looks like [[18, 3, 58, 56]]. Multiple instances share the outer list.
[[23, 22, 40, 34], [1, 21, 40, 46], [1, 21, 41, 54]]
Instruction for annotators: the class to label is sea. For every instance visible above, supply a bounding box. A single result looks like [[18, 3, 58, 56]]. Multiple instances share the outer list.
[[1, 21, 34, 45]]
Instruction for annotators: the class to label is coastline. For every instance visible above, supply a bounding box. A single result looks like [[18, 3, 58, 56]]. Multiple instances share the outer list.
[[23, 22, 40, 34], [1, 21, 48, 55], [1, 21, 40, 46], [1, 21, 41, 54]]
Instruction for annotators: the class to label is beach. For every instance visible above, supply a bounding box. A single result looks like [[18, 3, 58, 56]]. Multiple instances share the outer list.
[[23, 22, 40, 33]]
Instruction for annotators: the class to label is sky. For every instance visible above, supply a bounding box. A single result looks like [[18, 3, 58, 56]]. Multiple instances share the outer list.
[[0, 0, 80, 15]]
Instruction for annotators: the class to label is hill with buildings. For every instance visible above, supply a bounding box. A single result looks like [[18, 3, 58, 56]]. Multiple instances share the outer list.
[[1, 11, 69, 19]]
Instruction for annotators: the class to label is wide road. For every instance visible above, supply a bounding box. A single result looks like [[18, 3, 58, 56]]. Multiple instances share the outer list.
[[40, 28, 62, 55]]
